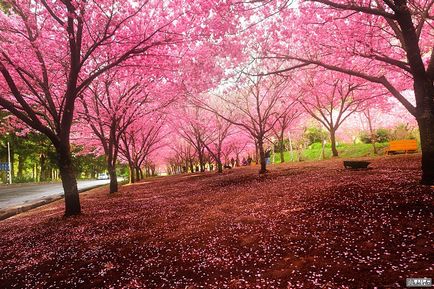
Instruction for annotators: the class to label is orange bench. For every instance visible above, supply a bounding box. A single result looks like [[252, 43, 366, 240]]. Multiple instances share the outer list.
[[386, 139, 418, 155]]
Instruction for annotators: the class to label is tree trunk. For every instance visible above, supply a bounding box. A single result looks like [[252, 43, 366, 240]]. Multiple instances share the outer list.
[[279, 137, 285, 163], [366, 110, 378, 155], [418, 115, 434, 185], [255, 140, 259, 165], [289, 132, 294, 161], [135, 166, 141, 181], [17, 154, 24, 179], [217, 161, 223, 173], [108, 162, 118, 193], [278, 135, 285, 163], [198, 152, 205, 172], [56, 144, 80, 216], [128, 164, 135, 184], [258, 138, 267, 174], [371, 136, 378, 155], [330, 129, 339, 157], [40, 153, 47, 181], [321, 139, 326, 160]]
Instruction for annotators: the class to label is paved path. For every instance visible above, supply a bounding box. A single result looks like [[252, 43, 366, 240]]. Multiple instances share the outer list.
[[0, 180, 110, 210]]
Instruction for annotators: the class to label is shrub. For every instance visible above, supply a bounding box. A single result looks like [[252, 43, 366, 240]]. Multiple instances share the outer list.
[[391, 124, 417, 140], [359, 131, 372, 144], [359, 128, 391, 144], [303, 127, 328, 145], [376, 128, 391, 143]]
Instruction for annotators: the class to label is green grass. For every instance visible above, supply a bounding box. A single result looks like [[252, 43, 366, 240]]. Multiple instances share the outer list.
[[272, 142, 390, 163]]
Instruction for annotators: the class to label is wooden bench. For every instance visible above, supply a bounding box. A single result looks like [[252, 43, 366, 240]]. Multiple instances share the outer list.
[[386, 139, 418, 155], [344, 160, 371, 169]]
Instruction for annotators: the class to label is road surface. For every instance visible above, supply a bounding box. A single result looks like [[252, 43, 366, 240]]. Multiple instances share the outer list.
[[0, 180, 111, 210]]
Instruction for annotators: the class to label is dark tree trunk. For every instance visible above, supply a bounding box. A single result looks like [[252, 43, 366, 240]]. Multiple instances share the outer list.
[[135, 166, 140, 181], [279, 136, 285, 163], [108, 162, 118, 193], [330, 129, 339, 157], [418, 115, 434, 185], [279, 134, 285, 163], [40, 153, 48, 181], [366, 111, 378, 155], [56, 144, 80, 216], [255, 140, 259, 165], [217, 161, 223, 173], [129, 164, 135, 184], [197, 151, 205, 172], [258, 138, 267, 174], [17, 154, 24, 179]]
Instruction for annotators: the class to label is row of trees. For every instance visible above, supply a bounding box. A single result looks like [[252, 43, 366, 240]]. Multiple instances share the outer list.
[[176, 0, 434, 185], [251, 0, 434, 184], [167, 67, 410, 175], [1, 0, 432, 217], [0, 0, 236, 215]]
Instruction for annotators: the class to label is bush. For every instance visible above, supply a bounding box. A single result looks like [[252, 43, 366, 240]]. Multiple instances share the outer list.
[[304, 127, 328, 145], [273, 139, 290, 153], [359, 131, 372, 144], [12, 176, 36, 183], [376, 128, 391, 143], [359, 128, 391, 144], [391, 124, 417, 140]]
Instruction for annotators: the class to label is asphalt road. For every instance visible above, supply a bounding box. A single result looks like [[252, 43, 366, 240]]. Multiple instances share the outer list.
[[0, 180, 111, 210]]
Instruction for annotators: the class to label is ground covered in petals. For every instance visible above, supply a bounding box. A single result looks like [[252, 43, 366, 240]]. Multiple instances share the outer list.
[[0, 155, 433, 288]]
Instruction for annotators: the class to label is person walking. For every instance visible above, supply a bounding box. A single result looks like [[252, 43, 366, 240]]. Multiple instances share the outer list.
[[265, 148, 271, 165]]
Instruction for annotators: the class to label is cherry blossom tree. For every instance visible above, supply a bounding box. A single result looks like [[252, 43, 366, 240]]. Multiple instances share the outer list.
[[360, 101, 394, 154], [271, 98, 302, 162], [166, 139, 197, 175], [298, 70, 377, 157], [0, 0, 242, 215], [0, 1, 181, 215], [200, 74, 295, 173], [201, 113, 233, 173], [79, 70, 148, 193], [225, 131, 253, 166], [252, 0, 434, 184], [120, 114, 168, 183], [175, 106, 211, 173]]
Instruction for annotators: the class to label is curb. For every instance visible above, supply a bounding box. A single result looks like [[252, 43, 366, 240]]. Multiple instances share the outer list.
[[0, 184, 109, 221]]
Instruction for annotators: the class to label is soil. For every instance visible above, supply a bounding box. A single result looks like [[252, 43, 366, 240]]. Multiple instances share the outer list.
[[0, 155, 432, 288]]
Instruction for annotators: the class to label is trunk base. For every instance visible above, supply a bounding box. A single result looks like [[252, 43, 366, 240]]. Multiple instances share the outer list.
[[420, 173, 434, 186]]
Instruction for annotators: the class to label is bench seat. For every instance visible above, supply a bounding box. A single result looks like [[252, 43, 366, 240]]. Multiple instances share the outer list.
[[386, 139, 418, 155]]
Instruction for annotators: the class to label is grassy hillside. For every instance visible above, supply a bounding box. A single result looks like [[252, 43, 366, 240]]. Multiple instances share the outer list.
[[272, 142, 390, 163]]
